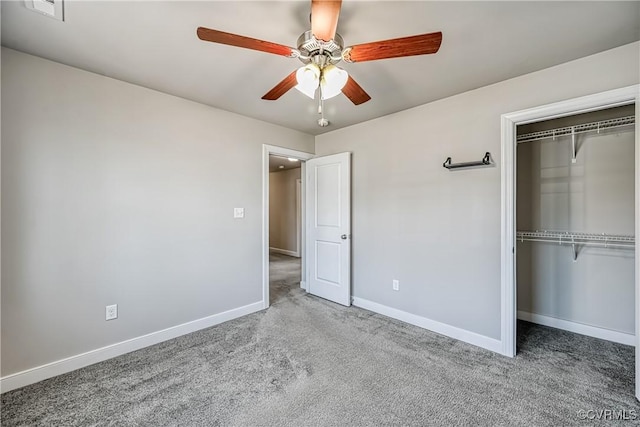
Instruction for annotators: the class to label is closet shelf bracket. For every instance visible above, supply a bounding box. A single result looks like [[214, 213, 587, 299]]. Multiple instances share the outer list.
[[560, 234, 579, 261], [571, 126, 577, 163]]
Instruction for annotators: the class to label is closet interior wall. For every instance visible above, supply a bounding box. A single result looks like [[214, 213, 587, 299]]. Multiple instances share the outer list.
[[516, 104, 636, 338]]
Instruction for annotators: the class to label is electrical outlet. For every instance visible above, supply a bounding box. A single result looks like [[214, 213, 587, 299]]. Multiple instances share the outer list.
[[106, 304, 118, 321], [392, 280, 399, 291], [234, 207, 244, 218]]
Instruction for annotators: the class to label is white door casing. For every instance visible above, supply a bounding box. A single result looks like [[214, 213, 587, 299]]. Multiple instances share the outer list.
[[296, 179, 302, 258], [306, 152, 351, 306]]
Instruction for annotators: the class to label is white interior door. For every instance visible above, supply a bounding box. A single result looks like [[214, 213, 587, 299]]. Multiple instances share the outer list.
[[306, 152, 351, 306]]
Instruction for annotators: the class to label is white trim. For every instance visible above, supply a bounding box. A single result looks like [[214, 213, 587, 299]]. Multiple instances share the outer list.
[[353, 297, 502, 354], [0, 301, 263, 393], [518, 311, 635, 347], [269, 247, 300, 258], [263, 145, 314, 309], [300, 280, 307, 290], [296, 178, 302, 257], [635, 99, 640, 399], [300, 165, 307, 293], [500, 85, 640, 361], [500, 113, 517, 357]]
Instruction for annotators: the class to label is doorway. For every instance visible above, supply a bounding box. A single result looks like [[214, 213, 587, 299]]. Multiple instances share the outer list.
[[262, 145, 314, 309], [500, 85, 640, 398], [268, 154, 303, 305], [262, 145, 353, 309]]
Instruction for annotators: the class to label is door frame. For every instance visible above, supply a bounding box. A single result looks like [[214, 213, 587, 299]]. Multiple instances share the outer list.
[[500, 85, 639, 389], [296, 178, 302, 257], [262, 144, 314, 309]]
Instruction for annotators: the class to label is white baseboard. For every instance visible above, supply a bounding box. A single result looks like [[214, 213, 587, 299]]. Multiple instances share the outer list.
[[0, 301, 264, 393], [517, 310, 635, 346], [352, 297, 502, 354], [269, 247, 300, 258], [300, 280, 306, 290]]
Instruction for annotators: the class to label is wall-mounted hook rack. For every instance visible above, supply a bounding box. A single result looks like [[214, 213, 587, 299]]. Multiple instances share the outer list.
[[443, 152, 493, 170]]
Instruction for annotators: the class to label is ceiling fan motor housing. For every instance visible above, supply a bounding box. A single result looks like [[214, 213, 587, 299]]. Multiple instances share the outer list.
[[297, 30, 344, 66]]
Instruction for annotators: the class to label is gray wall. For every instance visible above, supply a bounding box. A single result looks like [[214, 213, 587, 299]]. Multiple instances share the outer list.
[[1, 48, 314, 376], [516, 106, 635, 333], [269, 168, 301, 254], [315, 42, 639, 340]]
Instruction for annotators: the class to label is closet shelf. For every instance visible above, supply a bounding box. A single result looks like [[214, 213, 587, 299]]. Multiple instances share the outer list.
[[516, 230, 635, 261], [517, 115, 635, 144], [517, 230, 635, 246]]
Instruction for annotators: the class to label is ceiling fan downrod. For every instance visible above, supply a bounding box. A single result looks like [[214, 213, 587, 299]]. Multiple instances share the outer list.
[[317, 91, 329, 127]]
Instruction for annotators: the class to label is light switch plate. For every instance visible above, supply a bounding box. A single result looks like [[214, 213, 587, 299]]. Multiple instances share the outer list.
[[106, 304, 118, 321], [234, 208, 244, 218], [25, 0, 65, 21]]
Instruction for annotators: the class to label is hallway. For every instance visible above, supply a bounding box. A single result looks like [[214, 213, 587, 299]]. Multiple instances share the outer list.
[[269, 252, 301, 305]]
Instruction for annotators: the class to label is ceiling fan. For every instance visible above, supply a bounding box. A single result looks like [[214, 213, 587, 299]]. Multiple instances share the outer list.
[[197, 0, 442, 127]]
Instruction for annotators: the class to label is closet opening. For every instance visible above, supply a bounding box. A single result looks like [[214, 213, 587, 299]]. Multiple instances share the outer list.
[[514, 103, 636, 389], [268, 154, 303, 305]]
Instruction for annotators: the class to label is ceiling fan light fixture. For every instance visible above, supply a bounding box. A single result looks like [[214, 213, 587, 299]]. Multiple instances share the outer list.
[[295, 63, 320, 99], [320, 64, 348, 100], [198, 0, 443, 118]]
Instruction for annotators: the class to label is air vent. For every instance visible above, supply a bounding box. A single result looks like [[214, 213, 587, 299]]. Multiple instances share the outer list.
[[25, 0, 64, 21]]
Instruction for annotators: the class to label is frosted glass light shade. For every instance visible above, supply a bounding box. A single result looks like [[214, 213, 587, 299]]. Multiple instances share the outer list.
[[321, 65, 348, 100], [295, 64, 320, 99]]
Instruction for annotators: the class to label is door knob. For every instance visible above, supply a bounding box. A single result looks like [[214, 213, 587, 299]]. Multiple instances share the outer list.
[[341, 234, 348, 240]]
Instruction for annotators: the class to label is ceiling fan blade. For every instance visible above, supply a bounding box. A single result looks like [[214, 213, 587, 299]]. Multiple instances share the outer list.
[[262, 70, 299, 100], [311, 0, 342, 42], [342, 76, 371, 105], [344, 32, 442, 63], [197, 27, 294, 57]]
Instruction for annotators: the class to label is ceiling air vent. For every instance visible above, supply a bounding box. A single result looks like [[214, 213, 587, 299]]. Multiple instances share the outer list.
[[24, 0, 64, 21]]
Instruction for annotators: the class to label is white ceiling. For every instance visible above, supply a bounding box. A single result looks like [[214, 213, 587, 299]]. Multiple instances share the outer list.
[[2, 1, 639, 136]]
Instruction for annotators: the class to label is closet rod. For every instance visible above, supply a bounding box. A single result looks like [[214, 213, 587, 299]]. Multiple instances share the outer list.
[[517, 115, 635, 144]]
